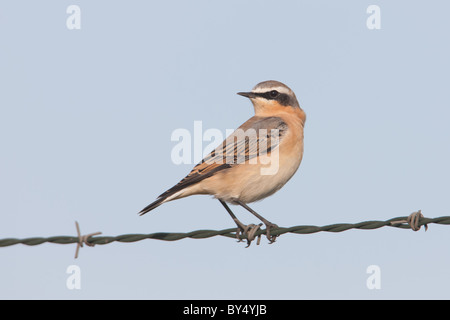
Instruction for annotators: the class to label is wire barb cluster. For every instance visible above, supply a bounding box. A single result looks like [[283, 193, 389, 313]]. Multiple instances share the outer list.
[[1, 212, 449, 258]]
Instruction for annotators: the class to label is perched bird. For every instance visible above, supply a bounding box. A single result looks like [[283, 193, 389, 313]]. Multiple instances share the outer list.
[[139, 80, 306, 245]]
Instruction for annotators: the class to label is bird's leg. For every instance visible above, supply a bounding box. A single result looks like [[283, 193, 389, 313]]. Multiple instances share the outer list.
[[219, 200, 262, 247], [235, 200, 279, 244], [219, 200, 247, 238]]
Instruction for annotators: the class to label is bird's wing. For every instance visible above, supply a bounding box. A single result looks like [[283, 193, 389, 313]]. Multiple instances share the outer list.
[[156, 116, 288, 199]]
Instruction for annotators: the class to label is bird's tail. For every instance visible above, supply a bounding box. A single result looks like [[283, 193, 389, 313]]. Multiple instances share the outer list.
[[138, 186, 186, 216], [138, 197, 167, 216], [139, 170, 206, 216]]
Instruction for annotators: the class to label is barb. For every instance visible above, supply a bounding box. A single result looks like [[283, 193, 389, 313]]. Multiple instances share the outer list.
[[1, 212, 450, 258], [390, 210, 428, 231], [74, 221, 102, 259]]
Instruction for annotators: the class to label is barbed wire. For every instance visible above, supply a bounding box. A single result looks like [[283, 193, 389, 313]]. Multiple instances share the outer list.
[[1, 211, 449, 258]]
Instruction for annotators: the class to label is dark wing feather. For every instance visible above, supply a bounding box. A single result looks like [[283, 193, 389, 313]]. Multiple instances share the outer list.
[[139, 116, 288, 215]]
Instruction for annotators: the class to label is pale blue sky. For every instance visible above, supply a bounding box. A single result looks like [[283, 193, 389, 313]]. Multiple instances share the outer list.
[[1, 0, 450, 299]]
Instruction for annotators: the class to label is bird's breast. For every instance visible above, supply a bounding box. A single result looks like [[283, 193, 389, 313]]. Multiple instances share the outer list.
[[211, 115, 304, 203]]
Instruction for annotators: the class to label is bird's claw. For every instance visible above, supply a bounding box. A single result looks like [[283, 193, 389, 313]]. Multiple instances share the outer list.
[[235, 222, 280, 246], [235, 223, 263, 247], [265, 223, 279, 244]]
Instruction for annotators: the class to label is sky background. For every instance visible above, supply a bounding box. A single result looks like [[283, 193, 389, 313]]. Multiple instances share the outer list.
[[1, 0, 449, 299]]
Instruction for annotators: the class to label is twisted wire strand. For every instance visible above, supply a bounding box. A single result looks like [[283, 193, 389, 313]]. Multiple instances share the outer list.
[[1, 215, 449, 249]]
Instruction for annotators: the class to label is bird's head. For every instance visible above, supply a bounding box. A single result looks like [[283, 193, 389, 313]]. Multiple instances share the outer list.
[[237, 80, 300, 115]]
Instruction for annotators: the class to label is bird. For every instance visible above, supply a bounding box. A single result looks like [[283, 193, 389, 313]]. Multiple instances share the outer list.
[[139, 80, 306, 246]]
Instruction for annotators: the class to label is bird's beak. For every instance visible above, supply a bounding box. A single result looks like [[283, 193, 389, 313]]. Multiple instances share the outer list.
[[237, 91, 258, 99]]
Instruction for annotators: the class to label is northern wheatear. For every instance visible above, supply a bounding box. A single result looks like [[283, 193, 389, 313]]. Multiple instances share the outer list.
[[139, 80, 306, 245]]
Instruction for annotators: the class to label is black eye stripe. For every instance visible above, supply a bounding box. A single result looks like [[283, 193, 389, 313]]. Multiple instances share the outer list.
[[254, 91, 291, 106], [269, 90, 279, 98]]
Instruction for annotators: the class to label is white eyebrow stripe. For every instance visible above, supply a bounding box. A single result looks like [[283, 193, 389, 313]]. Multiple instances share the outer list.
[[251, 86, 291, 95]]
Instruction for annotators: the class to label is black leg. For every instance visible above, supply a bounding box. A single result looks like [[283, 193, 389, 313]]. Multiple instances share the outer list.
[[219, 199, 246, 231]]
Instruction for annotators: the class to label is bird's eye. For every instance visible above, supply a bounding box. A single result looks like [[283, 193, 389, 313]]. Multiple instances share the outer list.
[[269, 90, 279, 98]]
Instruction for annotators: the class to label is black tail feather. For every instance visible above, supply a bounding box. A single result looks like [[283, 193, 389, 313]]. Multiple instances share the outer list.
[[138, 197, 166, 216]]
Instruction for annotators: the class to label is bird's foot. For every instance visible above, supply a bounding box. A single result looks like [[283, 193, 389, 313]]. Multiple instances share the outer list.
[[264, 222, 279, 244], [235, 223, 263, 248]]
